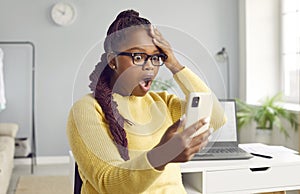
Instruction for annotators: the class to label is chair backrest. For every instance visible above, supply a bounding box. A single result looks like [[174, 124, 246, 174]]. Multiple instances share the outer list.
[[74, 163, 83, 194]]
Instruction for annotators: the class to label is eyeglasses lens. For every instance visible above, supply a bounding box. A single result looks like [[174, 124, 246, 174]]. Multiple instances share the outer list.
[[132, 53, 165, 66]]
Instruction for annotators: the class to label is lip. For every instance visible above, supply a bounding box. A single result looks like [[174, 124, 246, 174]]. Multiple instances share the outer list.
[[138, 74, 155, 92], [139, 80, 152, 92], [142, 73, 155, 79], [139, 74, 155, 83]]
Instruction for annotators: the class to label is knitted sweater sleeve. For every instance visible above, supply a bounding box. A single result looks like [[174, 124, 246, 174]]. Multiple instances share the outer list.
[[67, 95, 162, 194]]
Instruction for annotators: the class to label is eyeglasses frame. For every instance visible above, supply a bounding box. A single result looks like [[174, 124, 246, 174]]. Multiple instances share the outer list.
[[114, 51, 168, 66]]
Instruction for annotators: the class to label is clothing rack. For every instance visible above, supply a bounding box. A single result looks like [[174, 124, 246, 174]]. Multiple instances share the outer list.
[[0, 41, 36, 173]]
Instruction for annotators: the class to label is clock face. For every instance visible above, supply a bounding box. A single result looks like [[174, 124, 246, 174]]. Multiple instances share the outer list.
[[51, 2, 76, 26]]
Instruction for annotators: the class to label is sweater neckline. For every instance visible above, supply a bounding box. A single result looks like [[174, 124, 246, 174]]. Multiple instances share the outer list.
[[113, 93, 148, 101]]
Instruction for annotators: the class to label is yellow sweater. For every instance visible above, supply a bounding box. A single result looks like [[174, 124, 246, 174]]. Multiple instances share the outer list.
[[67, 67, 225, 194]]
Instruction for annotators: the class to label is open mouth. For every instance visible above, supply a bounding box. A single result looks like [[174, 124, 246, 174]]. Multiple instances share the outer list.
[[139, 77, 153, 92]]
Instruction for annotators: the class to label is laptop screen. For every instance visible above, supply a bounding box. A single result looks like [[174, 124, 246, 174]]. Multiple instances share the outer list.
[[209, 100, 238, 142]]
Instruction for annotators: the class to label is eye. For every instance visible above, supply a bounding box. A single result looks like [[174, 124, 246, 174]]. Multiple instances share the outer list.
[[151, 55, 160, 62], [133, 54, 144, 62]]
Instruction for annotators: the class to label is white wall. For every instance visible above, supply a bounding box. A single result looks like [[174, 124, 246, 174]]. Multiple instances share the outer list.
[[0, 0, 239, 156], [239, 118, 300, 151]]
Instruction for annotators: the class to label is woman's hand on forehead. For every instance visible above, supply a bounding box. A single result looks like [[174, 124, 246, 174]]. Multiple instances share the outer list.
[[150, 25, 184, 74]]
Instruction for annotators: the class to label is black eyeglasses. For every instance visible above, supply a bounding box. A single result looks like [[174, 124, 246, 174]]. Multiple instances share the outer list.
[[114, 52, 168, 66]]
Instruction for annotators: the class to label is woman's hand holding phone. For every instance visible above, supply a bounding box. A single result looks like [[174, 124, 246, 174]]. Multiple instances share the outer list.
[[147, 116, 211, 171]]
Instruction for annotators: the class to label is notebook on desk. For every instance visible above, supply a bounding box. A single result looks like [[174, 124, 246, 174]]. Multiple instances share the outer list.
[[192, 99, 253, 160]]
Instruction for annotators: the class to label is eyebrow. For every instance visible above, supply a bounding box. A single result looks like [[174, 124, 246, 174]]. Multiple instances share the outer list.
[[126, 47, 160, 53]]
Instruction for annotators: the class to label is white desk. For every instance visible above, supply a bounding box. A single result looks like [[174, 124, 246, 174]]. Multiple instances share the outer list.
[[181, 149, 300, 194]]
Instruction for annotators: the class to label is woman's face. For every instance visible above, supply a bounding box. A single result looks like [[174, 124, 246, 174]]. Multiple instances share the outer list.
[[109, 28, 162, 96]]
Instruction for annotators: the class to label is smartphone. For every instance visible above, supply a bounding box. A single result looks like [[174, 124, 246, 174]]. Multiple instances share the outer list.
[[185, 92, 213, 137]]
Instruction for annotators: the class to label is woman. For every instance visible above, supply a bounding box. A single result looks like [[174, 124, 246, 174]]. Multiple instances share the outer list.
[[67, 10, 225, 194]]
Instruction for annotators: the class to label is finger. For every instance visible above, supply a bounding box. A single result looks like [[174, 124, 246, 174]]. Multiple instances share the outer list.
[[150, 25, 162, 37], [208, 128, 214, 141], [189, 144, 202, 154], [166, 115, 186, 134], [185, 143, 204, 160], [182, 117, 208, 138], [194, 128, 211, 140], [154, 27, 162, 36], [188, 138, 209, 156], [188, 130, 210, 147], [150, 25, 156, 37], [150, 26, 165, 44], [150, 27, 170, 47], [152, 39, 166, 51], [153, 37, 170, 48], [197, 139, 209, 152], [180, 114, 187, 128]]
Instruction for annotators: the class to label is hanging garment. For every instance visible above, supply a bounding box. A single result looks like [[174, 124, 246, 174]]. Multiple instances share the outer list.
[[0, 48, 6, 111]]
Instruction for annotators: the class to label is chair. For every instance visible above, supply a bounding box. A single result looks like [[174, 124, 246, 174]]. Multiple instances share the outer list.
[[74, 163, 83, 194]]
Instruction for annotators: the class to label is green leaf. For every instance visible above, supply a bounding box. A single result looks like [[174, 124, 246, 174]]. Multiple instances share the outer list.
[[235, 92, 299, 138]]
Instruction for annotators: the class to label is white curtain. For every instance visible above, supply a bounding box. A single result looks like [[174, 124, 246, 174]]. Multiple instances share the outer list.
[[0, 48, 6, 111]]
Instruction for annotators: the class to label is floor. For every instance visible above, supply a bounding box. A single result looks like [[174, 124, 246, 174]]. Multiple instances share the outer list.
[[7, 162, 70, 194]]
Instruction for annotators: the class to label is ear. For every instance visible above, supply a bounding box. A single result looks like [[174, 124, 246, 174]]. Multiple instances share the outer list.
[[107, 52, 117, 70]]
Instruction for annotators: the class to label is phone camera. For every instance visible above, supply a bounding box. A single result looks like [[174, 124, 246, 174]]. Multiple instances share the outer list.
[[192, 97, 200, 107]]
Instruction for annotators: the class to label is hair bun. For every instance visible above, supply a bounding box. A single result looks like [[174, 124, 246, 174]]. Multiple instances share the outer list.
[[116, 9, 139, 20]]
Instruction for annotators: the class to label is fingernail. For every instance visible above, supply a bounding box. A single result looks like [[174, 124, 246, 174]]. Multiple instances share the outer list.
[[180, 114, 186, 122], [151, 25, 156, 32], [204, 117, 210, 123], [208, 134, 212, 141]]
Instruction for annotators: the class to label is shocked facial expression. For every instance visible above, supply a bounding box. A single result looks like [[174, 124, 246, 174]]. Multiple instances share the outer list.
[[109, 28, 165, 96]]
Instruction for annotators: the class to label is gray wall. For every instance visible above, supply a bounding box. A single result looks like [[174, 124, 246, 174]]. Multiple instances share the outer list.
[[0, 0, 239, 156]]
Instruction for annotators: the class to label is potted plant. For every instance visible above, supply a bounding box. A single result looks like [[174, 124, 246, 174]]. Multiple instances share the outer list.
[[236, 92, 299, 143], [150, 78, 175, 92]]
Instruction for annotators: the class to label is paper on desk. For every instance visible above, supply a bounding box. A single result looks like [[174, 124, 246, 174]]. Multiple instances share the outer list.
[[239, 143, 299, 156]]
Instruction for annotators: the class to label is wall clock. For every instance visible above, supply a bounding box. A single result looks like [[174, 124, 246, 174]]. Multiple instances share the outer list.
[[50, 2, 77, 26]]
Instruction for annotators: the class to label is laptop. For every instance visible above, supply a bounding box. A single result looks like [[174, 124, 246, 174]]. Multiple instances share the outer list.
[[192, 99, 253, 160]]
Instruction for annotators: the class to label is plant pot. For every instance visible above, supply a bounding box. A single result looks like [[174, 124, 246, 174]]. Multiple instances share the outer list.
[[255, 128, 272, 145]]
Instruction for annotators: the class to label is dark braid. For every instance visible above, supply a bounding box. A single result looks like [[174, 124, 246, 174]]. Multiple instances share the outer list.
[[89, 10, 151, 161]]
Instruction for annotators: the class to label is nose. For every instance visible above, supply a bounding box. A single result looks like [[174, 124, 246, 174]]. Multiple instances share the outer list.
[[142, 58, 154, 71]]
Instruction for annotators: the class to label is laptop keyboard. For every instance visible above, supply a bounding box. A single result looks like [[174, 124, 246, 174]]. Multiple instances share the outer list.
[[198, 147, 247, 154]]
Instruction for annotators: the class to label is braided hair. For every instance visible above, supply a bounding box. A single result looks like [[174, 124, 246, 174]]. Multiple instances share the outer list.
[[89, 10, 151, 161]]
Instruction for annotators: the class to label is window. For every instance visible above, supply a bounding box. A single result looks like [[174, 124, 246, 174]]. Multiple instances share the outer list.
[[281, 0, 300, 103]]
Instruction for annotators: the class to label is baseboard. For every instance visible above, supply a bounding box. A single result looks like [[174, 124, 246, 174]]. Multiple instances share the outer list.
[[14, 155, 70, 165]]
